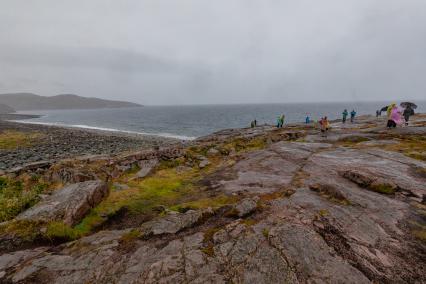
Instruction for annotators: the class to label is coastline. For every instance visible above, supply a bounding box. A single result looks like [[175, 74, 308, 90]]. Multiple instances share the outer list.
[[0, 117, 182, 171]]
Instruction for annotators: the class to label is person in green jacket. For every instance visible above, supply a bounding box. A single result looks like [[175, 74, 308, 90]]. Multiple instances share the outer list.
[[342, 109, 348, 123]]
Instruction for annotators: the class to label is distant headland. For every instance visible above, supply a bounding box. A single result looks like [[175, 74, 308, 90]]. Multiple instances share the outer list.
[[0, 93, 142, 111]]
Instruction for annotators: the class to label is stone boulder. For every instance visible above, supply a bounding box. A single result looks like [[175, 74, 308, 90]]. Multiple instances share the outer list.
[[140, 208, 213, 237], [17, 180, 108, 226], [340, 170, 398, 195], [233, 197, 260, 217], [135, 159, 158, 178], [206, 148, 220, 157], [199, 159, 210, 169], [48, 167, 97, 185], [309, 183, 349, 203]]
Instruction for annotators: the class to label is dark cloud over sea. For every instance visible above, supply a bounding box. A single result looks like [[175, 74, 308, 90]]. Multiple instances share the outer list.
[[1, 0, 425, 104]]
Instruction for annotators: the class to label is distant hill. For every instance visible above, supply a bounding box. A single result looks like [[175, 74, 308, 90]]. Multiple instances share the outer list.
[[0, 93, 142, 110], [0, 103, 15, 114]]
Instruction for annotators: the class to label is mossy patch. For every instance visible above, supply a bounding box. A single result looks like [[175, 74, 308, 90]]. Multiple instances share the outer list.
[[45, 221, 81, 241], [0, 130, 43, 149], [0, 219, 43, 241], [291, 170, 310, 188], [201, 227, 221, 257], [380, 135, 426, 161], [75, 164, 227, 235], [222, 136, 267, 154], [318, 209, 329, 217], [170, 194, 238, 212], [413, 230, 426, 242], [0, 176, 49, 222], [240, 218, 258, 227], [120, 229, 141, 242], [410, 220, 426, 243], [309, 183, 351, 205], [368, 182, 397, 195], [338, 135, 371, 144]]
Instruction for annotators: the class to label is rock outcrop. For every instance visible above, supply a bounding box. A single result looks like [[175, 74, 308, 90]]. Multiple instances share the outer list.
[[140, 208, 213, 237], [16, 180, 108, 226], [1, 114, 426, 283]]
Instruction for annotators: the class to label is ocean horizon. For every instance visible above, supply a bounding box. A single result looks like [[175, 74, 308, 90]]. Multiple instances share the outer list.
[[15, 101, 426, 140]]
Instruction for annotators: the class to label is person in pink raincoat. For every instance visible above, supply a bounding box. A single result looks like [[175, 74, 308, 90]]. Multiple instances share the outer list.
[[387, 104, 402, 128]]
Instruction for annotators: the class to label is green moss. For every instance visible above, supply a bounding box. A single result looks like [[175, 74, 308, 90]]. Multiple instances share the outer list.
[[222, 136, 267, 154], [381, 135, 426, 161], [262, 228, 269, 238], [0, 220, 42, 241], [240, 218, 258, 226], [45, 221, 81, 241], [201, 227, 220, 257], [170, 195, 238, 212], [75, 167, 203, 234], [157, 158, 184, 170], [318, 209, 329, 217], [409, 219, 426, 243], [0, 177, 48, 222], [338, 136, 370, 144], [72, 211, 106, 235], [121, 229, 141, 242], [201, 246, 215, 257], [369, 183, 396, 195], [0, 131, 43, 149]]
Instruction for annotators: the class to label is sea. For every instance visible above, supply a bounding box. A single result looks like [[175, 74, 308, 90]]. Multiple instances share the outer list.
[[15, 101, 426, 140]]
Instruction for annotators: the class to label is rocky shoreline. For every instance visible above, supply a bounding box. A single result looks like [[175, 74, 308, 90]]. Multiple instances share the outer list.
[[0, 116, 180, 171], [0, 114, 425, 283]]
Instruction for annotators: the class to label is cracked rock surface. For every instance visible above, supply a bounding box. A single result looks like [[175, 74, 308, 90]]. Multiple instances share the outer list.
[[1, 114, 425, 283]]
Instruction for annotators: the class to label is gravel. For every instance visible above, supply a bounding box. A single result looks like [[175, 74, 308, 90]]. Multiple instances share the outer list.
[[0, 118, 180, 170]]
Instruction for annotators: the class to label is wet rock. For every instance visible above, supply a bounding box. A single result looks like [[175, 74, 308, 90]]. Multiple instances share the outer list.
[[0, 247, 48, 281], [49, 167, 97, 184], [206, 148, 220, 157], [135, 159, 158, 178], [341, 170, 375, 188], [233, 197, 260, 217], [199, 159, 210, 169], [341, 170, 398, 195], [309, 183, 349, 203], [16, 180, 108, 226], [140, 208, 214, 237], [269, 223, 370, 283]]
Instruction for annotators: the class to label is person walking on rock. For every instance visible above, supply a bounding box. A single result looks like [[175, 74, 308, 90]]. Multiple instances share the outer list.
[[320, 117, 330, 137], [403, 107, 414, 126], [276, 114, 285, 128], [350, 109, 356, 123], [342, 109, 348, 123], [387, 104, 402, 128]]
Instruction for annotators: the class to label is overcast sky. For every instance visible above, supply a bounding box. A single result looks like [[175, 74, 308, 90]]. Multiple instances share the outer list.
[[1, 0, 425, 105]]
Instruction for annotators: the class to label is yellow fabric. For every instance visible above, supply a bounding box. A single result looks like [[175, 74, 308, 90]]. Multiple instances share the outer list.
[[387, 103, 396, 117]]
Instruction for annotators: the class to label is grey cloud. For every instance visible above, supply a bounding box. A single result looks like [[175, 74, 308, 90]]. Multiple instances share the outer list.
[[0, 0, 425, 104]]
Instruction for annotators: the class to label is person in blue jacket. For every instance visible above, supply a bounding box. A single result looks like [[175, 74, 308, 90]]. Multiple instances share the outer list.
[[350, 109, 357, 123]]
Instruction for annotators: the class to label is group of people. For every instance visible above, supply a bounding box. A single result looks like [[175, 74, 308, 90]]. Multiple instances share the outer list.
[[249, 102, 416, 132], [384, 103, 415, 128], [342, 109, 357, 123]]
